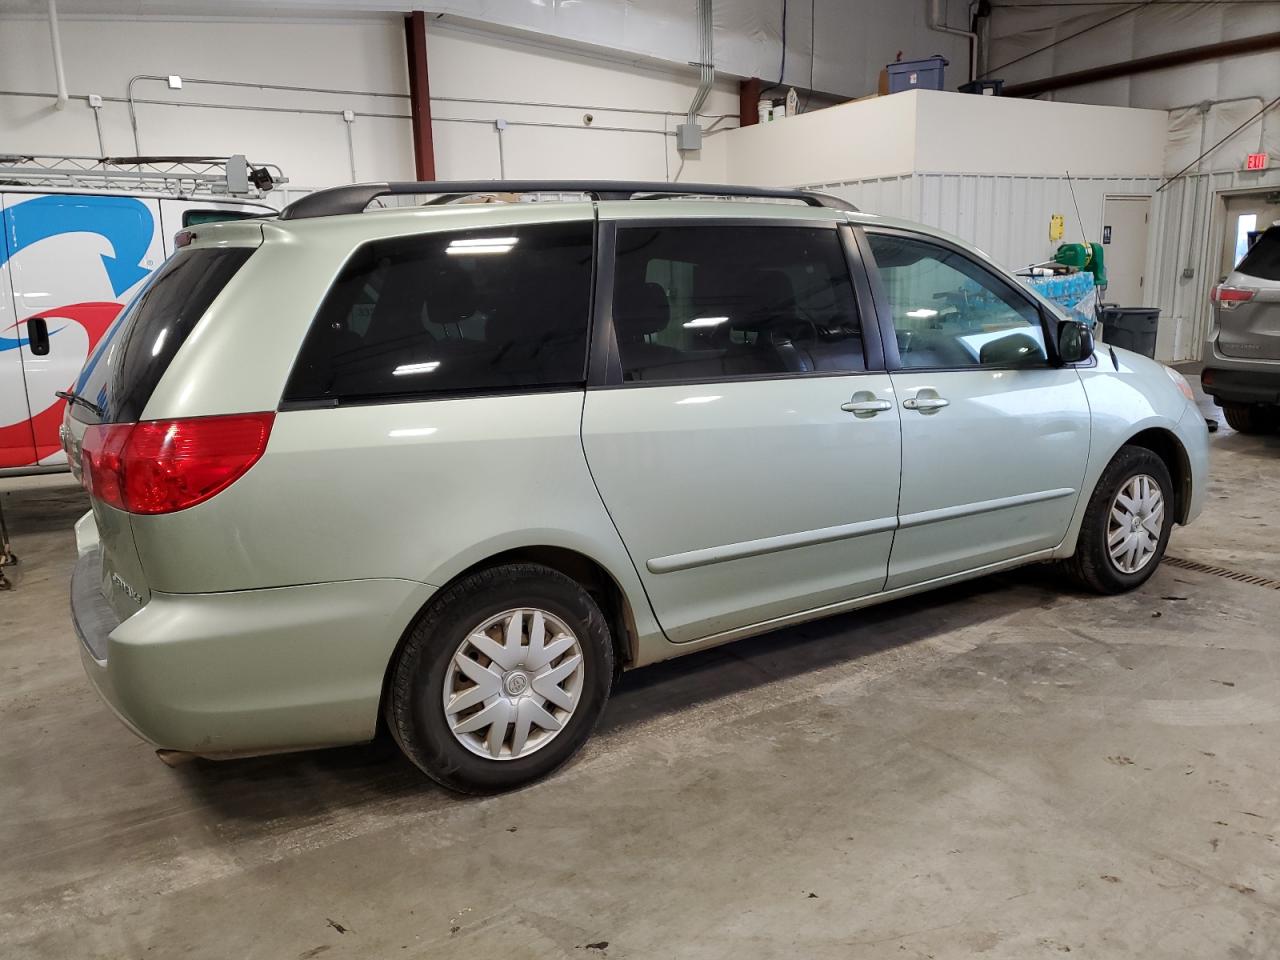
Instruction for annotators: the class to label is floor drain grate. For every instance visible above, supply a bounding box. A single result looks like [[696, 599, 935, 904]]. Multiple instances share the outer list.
[[1163, 556, 1280, 590]]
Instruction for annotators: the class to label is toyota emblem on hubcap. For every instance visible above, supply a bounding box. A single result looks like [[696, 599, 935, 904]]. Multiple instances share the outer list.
[[504, 671, 530, 696]]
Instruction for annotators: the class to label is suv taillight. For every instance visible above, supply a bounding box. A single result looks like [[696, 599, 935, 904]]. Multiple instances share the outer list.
[[1211, 285, 1255, 310], [81, 413, 274, 515]]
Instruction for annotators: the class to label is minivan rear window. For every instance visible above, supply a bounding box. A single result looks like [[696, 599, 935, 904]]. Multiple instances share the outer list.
[[1236, 226, 1280, 281], [283, 221, 594, 404], [72, 247, 254, 423]]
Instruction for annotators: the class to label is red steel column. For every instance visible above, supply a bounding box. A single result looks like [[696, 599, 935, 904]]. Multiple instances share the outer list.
[[404, 10, 436, 180], [739, 77, 763, 127]]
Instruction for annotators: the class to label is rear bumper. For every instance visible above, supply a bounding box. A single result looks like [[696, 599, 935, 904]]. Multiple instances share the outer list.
[[1201, 338, 1280, 405], [71, 555, 435, 755], [1200, 366, 1280, 406]]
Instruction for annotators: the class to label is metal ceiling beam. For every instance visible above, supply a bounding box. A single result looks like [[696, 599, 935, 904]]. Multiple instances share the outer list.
[[1004, 31, 1280, 99]]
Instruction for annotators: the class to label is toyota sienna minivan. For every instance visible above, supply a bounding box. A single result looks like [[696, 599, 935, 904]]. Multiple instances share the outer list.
[[66, 181, 1208, 793]]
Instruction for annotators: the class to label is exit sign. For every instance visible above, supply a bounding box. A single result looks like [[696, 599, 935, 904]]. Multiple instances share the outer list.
[[1246, 152, 1269, 171]]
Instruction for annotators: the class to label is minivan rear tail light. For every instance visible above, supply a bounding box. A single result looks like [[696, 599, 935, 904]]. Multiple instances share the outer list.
[[80, 412, 274, 515], [1211, 285, 1255, 310]]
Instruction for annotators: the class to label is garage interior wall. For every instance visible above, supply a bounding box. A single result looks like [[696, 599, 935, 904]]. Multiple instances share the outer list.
[[985, 2, 1280, 110], [0, 14, 740, 194], [0, 1, 981, 195], [410, 0, 975, 98], [983, 0, 1280, 360]]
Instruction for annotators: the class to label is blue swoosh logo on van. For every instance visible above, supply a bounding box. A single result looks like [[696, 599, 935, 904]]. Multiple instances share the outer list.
[[1, 195, 154, 296]]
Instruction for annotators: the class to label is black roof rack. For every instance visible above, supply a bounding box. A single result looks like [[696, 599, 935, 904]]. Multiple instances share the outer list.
[[278, 180, 857, 220]]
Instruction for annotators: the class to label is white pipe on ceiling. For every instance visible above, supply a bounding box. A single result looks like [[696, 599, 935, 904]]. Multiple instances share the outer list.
[[47, 0, 70, 110]]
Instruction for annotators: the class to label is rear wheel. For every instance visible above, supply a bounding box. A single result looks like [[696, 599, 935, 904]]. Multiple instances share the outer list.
[[1221, 402, 1279, 435], [386, 563, 613, 794], [1064, 446, 1173, 594]]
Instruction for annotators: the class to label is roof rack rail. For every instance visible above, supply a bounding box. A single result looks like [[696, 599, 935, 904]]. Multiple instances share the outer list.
[[278, 180, 857, 220]]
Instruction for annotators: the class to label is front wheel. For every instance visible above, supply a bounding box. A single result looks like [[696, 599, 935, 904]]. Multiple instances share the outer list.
[[386, 563, 614, 794], [1221, 402, 1279, 435], [1064, 446, 1174, 594]]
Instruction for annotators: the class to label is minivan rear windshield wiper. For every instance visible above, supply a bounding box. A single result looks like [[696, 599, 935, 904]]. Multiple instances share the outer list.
[[56, 390, 105, 418]]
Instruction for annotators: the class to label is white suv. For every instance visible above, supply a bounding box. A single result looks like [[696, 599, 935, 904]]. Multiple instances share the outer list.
[[65, 181, 1208, 793]]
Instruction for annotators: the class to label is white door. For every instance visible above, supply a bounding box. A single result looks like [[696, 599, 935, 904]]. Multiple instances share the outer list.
[[1101, 196, 1151, 306], [583, 221, 902, 643], [1, 192, 162, 468], [864, 230, 1092, 589]]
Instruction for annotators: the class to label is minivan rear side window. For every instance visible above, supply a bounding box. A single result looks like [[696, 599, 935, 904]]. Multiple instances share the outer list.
[[1236, 226, 1280, 281], [611, 225, 865, 383], [284, 221, 594, 404], [71, 247, 254, 424]]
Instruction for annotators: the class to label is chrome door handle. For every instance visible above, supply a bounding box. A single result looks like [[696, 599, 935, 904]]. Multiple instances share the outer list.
[[841, 399, 892, 416], [903, 396, 949, 412]]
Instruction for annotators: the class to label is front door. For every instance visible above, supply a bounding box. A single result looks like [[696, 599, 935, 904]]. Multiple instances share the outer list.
[[863, 229, 1092, 590], [583, 219, 902, 643]]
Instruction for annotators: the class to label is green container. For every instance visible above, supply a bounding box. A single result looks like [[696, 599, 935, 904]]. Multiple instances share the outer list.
[[1053, 242, 1107, 286]]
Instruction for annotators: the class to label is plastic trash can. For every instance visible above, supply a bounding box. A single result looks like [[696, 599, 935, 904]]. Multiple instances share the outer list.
[[1099, 305, 1159, 359], [887, 56, 948, 93]]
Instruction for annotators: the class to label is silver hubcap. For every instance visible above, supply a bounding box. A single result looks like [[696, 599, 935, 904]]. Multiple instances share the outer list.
[[443, 607, 585, 761], [1108, 473, 1165, 574]]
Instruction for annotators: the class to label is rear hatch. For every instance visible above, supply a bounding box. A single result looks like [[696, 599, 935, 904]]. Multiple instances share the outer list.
[[64, 230, 261, 622], [1215, 225, 1280, 361]]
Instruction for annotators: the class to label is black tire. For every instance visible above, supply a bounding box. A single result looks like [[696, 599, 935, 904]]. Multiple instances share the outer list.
[[386, 562, 613, 794], [1221, 402, 1279, 435], [1064, 446, 1174, 594]]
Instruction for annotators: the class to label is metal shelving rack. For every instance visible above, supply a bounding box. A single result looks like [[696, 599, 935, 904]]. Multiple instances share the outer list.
[[0, 153, 287, 198]]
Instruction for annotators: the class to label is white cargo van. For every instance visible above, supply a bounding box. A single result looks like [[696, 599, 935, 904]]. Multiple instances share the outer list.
[[0, 155, 280, 475]]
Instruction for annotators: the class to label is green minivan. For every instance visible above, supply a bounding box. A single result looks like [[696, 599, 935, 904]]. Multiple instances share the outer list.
[[66, 181, 1208, 793]]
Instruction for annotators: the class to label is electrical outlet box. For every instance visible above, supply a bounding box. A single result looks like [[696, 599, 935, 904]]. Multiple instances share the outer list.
[[167, 75, 183, 90], [676, 123, 702, 152], [87, 94, 103, 109]]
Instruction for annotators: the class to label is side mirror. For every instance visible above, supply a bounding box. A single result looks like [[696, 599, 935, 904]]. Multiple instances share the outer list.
[[979, 331, 1045, 366], [1057, 320, 1094, 364]]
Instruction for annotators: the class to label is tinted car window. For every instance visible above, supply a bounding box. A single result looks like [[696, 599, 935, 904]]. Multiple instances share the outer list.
[[867, 233, 1047, 370], [285, 221, 593, 403], [612, 225, 864, 383], [1236, 226, 1280, 281], [72, 247, 254, 423]]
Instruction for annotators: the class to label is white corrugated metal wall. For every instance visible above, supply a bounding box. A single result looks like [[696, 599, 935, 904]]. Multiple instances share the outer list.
[[806, 173, 1159, 268], [804, 168, 1280, 363]]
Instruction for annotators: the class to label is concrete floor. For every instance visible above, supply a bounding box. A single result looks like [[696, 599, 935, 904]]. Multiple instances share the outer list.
[[2, 386, 1278, 959]]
